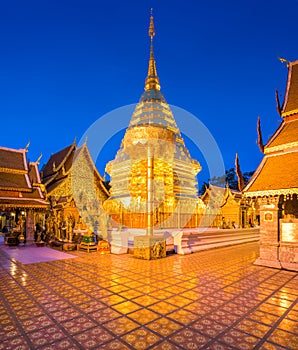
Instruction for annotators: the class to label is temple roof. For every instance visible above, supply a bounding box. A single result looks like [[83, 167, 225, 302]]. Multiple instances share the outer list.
[[43, 142, 109, 198], [201, 184, 241, 207], [42, 141, 76, 182], [0, 197, 48, 209], [0, 147, 27, 171], [0, 146, 48, 208], [281, 60, 298, 117], [244, 152, 298, 196], [244, 58, 298, 197], [266, 119, 298, 151], [0, 173, 30, 191]]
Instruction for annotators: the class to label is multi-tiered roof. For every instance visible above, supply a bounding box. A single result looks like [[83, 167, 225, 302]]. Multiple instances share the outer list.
[[244, 60, 298, 196], [0, 146, 48, 209]]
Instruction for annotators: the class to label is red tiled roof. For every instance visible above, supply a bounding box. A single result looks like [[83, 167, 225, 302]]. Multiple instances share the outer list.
[[0, 197, 48, 208], [0, 147, 27, 170], [0, 173, 30, 191], [282, 60, 298, 116], [245, 152, 298, 193], [266, 119, 298, 149], [42, 143, 75, 179]]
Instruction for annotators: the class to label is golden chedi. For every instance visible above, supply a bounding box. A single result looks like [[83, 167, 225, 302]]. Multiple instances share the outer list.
[[104, 11, 201, 231]]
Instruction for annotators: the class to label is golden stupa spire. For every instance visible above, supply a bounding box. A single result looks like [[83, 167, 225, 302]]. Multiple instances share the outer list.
[[145, 8, 161, 91]]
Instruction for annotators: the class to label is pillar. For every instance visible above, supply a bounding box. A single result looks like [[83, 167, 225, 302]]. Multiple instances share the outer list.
[[25, 209, 35, 244], [254, 197, 281, 269]]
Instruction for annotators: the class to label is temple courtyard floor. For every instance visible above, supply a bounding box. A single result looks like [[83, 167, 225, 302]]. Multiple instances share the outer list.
[[0, 241, 297, 350]]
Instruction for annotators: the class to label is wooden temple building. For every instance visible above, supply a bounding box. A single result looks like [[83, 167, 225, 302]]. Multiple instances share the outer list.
[[244, 59, 298, 271], [0, 146, 48, 242], [103, 12, 201, 234], [41, 140, 109, 240]]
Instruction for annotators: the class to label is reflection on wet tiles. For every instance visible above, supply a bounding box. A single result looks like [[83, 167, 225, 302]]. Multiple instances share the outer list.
[[121, 327, 161, 349], [0, 242, 297, 349]]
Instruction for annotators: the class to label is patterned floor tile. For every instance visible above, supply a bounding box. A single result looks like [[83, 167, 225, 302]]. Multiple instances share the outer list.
[[0, 313, 14, 326], [148, 301, 178, 315], [169, 328, 210, 348], [38, 337, 80, 349], [73, 326, 113, 349], [60, 315, 97, 335], [107, 285, 130, 294], [0, 322, 22, 340], [277, 317, 298, 334], [27, 325, 67, 347], [267, 328, 298, 348], [247, 310, 281, 326], [235, 318, 271, 338], [286, 309, 298, 321], [0, 243, 297, 350], [89, 307, 122, 324], [104, 316, 140, 335], [19, 314, 55, 333], [42, 300, 71, 312], [50, 307, 81, 322], [94, 339, 130, 349], [121, 327, 161, 349], [77, 300, 106, 313], [257, 303, 288, 317], [112, 301, 141, 314], [118, 289, 143, 299], [0, 335, 31, 350], [167, 309, 199, 325], [166, 295, 192, 308], [146, 317, 183, 336], [101, 295, 127, 306], [218, 328, 260, 349], [180, 290, 203, 301], [184, 301, 213, 316], [131, 295, 159, 307], [149, 290, 174, 300], [150, 341, 182, 349], [127, 308, 160, 324], [267, 296, 294, 309], [190, 317, 227, 338], [204, 341, 236, 350]]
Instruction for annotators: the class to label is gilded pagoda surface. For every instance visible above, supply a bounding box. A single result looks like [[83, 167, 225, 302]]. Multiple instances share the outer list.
[[104, 12, 201, 229]]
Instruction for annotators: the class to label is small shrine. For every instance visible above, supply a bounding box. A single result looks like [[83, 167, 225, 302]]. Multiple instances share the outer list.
[[201, 184, 258, 228], [244, 59, 298, 271], [42, 140, 109, 245], [0, 145, 48, 244]]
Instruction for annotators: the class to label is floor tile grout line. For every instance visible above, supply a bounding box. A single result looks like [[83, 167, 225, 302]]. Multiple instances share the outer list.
[[197, 270, 298, 349], [252, 284, 298, 350], [0, 258, 120, 349], [0, 271, 42, 349], [23, 247, 297, 349], [0, 242, 296, 350], [2, 255, 160, 349]]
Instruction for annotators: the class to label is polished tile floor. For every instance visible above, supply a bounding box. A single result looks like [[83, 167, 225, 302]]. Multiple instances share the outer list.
[[0, 242, 297, 350]]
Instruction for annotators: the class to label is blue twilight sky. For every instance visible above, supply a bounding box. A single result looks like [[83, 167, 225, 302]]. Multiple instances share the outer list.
[[0, 0, 297, 186]]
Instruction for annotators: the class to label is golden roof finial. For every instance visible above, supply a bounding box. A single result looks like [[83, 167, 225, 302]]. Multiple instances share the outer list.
[[145, 8, 161, 91], [149, 8, 155, 39], [36, 153, 42, 164], [25, 140, 30, 151]]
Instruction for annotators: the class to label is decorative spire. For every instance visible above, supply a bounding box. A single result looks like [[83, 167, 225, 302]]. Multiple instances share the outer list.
[[144, 9, 161, 91], [36, 153, 42, 164]]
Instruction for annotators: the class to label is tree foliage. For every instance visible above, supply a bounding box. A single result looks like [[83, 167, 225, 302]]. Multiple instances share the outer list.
[[199, 168, 254, 195]]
